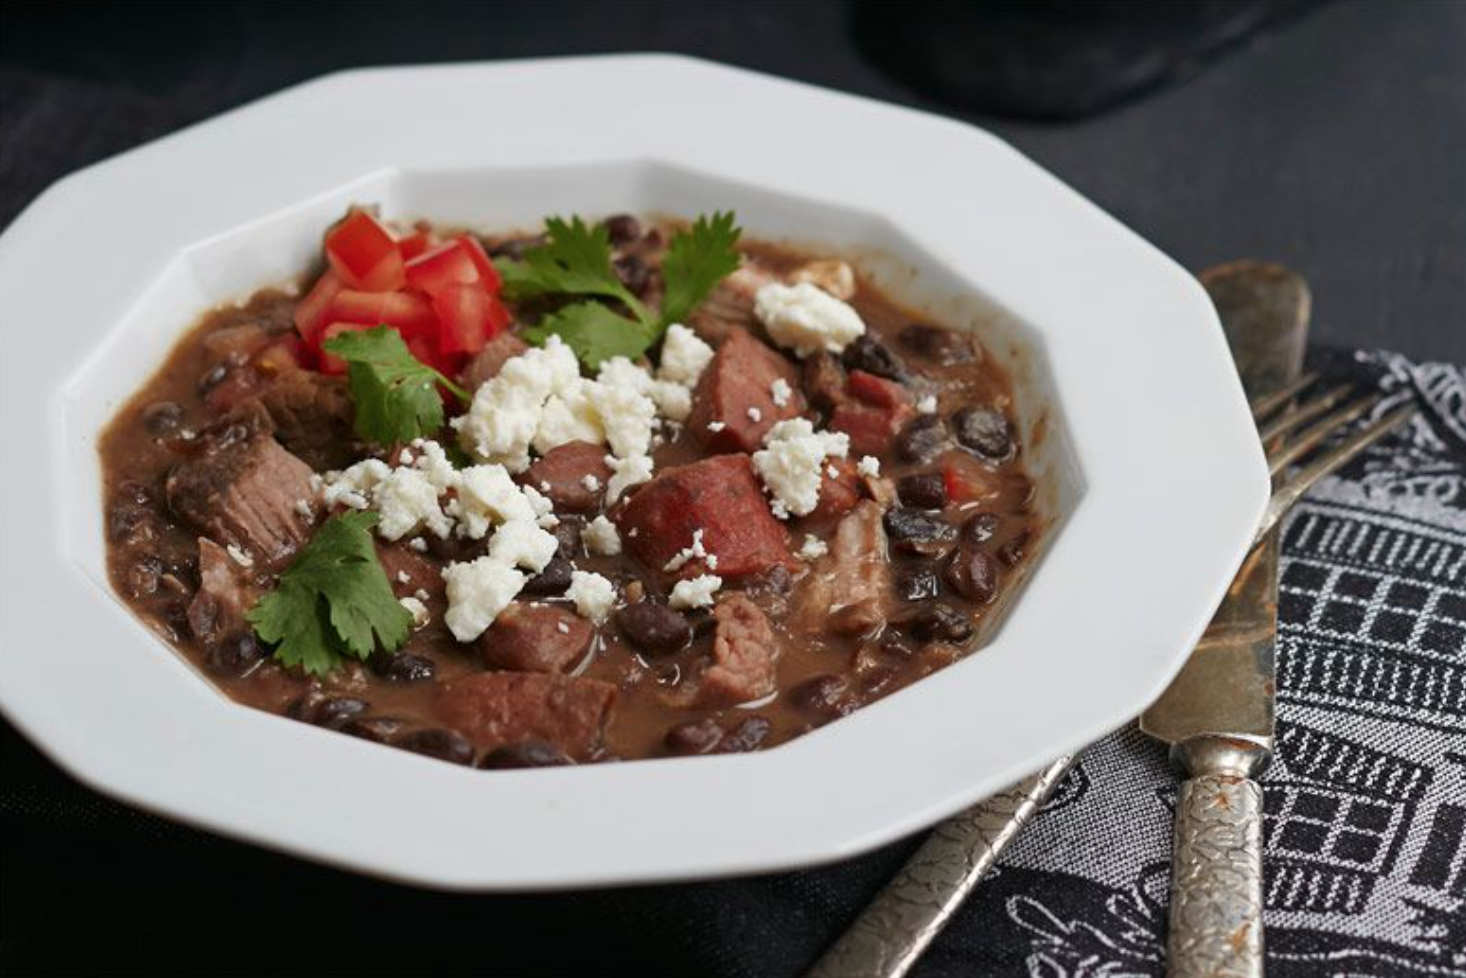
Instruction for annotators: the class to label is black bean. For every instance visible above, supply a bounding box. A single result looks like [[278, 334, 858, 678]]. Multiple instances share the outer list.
[[894, 414, 950, 464], [521, 556, 574, 596], [898, 324, 973, 364], [841, 335, 909, 383], [425, 533, 479, 563], [613, 254, 652, 296], [897, 472, 947, 510], [665, 718, 723, 755], [962, 513, 1000, 545], [488, 233, 546, 260], [116, 480, 153, 506], [790, 675, 854, 719], [944, 548, 999, 603], [883, 509, 957, 556], [142, 400, 184, 435], [999, 530, 1031, 567], [858, 665, 900, 699], [601, 214, 642, 245], [289, 695, 369, 730], [197, 363, 230, 395], [370, 650, 436, 683], [395, 728, 475, 766], [108, 505, 157, 546], [479, 740, 573, 769], [125, 557, 163, 598], [899, 603, 974, 643], [207, 631, 268, 676], [952, 407, 1013, 461], [341, 716, 408, 743], [616, 601, 692, 655], [878, 632, 918, 660], [895, 567, 941, 602], [714, 716, 772, 754]]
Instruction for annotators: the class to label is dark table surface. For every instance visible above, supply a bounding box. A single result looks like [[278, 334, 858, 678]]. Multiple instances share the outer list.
[[2, 1, 1463, 975]]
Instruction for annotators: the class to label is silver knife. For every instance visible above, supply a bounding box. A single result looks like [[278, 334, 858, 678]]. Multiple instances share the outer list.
[[1139, 261, 1310, 978]]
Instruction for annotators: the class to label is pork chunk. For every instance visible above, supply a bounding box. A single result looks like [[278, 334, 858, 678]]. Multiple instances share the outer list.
[[615, 454, 794, 581], [687, 262, 778, 345], [458, 331, 529, 393], [166, 431, 317, 567], [700, 593, 779, 705], [687, 330, 805, 453], [257, 371, 355, 470], [435, 673, 616, 759], [519, 441, 612, 514], [477, 602, 593, 673], [794, 500, 892, 636], [187, 537, 256, 647]]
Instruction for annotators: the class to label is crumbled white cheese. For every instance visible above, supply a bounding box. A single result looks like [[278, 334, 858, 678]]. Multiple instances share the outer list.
[[583, 515, 623, 556], [770, 378, 793, 408], [798, 534, 829, 560], [398, 448, 414, 466], [556, 620, 571, 635], [408, 537, 428, 553], [414, 588, 430, 602], [399, 596, 430, 629], [857, 455, 881, 478], [657, 324, 714, 387], [597, 356, 694, 424], [225, 544, 254, 568], [826, 464, 841, 480], [789, 259, 856, 301], [454, 335, 581, 472], [669, 574, 722, 610], [751, 418, 851, 519], [753, 281, 866, 358], [917, 395, 938, 414], [606, 453, 654, 503], [443, 557, 526, 642], [293, 498, 314, 520], [566, 571, 617, 623], [449, 464, 536, 540], [534, 379, 605, 455], [322, 458, 391, 510], [586, 382, 658, 459], [487, 519, 559, 574], [707, 421, 726, 433], [747, 407, 763, 423], [375, 467, 452, 541], [581, 474, 602, 493], [664, 528, 709, 573], [396, 570, 411, 585], [521, 484, 559, 529]]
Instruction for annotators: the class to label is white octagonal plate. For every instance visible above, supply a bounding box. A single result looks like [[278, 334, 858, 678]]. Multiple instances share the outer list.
[[0, 55, 1268, 889]]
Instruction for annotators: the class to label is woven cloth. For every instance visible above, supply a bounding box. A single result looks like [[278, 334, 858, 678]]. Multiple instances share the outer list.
[[2, 61, 1464, 977]]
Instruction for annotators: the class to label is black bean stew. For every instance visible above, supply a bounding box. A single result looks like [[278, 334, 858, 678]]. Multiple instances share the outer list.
[[100, 211, 1041, 766]]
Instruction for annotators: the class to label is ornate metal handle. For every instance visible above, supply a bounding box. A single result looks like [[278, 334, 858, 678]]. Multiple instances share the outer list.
[[1168, 744, 1266, 978], [806, 755, 1076, 978]]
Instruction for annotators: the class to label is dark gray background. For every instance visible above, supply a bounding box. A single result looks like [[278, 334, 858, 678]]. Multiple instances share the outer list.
[[1, 1, 1463, 974]]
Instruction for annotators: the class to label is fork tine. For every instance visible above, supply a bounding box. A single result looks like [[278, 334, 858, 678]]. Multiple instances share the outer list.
[[1258, 382, 1354, 443], [1268, 393, 1383, 475], [1251, 371, 1318, 422], [1254, 404, 1415, 544]]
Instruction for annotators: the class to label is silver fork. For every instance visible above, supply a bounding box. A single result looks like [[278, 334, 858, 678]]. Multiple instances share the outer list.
[[807, 374, 1416, 978]]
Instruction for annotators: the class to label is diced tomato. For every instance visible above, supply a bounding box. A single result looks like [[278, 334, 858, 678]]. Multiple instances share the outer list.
[[943, 461, 1001, 503], [325, 211, 406, 292], [847, 370, 909, 410], [456, 235, 502, 294], [293, 271, 344, 349], [397, 231, 436, 261], [406, 239, 483, 297], [251, 334, 304, 376], [433, 284, 509, 355], [317, 322, 377, 375], [327, 288, 437, 339]]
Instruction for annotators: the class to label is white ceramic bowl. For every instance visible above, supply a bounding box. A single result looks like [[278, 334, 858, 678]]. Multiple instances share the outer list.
[[0, 55, 1268, 889]]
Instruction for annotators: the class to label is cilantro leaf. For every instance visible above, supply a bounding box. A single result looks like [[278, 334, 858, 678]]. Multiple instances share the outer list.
[[499, 212, 742, 370], [246, 511, 412, 677], [657, 211, 742, 328], [521, 300, 658, 369], [323, 327, 469, 445]]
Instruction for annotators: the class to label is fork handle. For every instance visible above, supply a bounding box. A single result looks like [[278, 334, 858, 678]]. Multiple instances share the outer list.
[[1168, 741, 1267, 978]]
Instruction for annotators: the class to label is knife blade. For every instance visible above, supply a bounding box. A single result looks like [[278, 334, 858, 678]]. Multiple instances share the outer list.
[[1139, 261, 1310, 978]]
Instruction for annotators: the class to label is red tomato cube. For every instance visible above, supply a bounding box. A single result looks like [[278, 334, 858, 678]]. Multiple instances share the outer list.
[[457, 235, 502, 294], [327, 288, 437, 340], [317, 322, 377, 375], [293, 271, 344, 349], [433, 284, 509, 355], [406, 239, 483, 297], [397, 231, 437, 261], [325, 211, 406, 292]]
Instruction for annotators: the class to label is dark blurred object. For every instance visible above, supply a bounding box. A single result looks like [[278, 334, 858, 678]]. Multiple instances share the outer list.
[[852, 0, 1322, 120]]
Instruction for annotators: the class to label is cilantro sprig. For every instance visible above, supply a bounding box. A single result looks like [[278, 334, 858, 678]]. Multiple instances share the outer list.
[[505, 212, 741, 369], [323, 327, 469, 445], [247, 511, 412, 677]]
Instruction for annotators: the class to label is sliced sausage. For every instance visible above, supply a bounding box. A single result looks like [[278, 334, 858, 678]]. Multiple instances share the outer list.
[[477, 602, 593, 673], [686, 330, 804, 453], [700, 593, 779, 705], [614, 454, 795, 581], [434, 672, 617, 760], [520, 441, 612, 514]]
